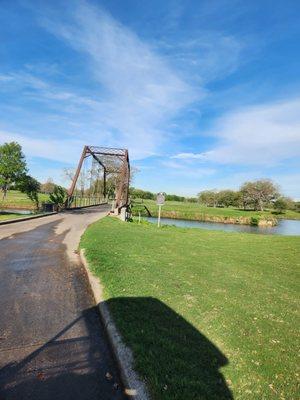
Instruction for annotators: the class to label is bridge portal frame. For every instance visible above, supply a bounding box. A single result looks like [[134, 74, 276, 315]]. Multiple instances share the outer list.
[[67, 145, 130, 212]]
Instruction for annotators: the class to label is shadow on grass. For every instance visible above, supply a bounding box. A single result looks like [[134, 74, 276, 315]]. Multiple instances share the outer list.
[[106, 297, 233, 400]]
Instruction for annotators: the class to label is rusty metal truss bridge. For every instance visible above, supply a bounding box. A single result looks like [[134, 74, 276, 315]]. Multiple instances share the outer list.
[[66, 145, 130, 212]]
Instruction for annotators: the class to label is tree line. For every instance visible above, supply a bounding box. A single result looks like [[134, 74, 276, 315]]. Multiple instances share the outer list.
[[131, 182, 299, 213], [1, 141, 299, 213], [130, 187, 198, 203], [198, 180, 299, 212]]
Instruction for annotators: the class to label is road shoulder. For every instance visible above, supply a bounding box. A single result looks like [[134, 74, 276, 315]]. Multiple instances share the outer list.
[[80, 248, 150, 400]]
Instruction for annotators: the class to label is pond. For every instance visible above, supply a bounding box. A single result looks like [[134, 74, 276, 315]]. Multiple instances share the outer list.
[[146, 217, 300, 236], [0, 209, 31, 215]]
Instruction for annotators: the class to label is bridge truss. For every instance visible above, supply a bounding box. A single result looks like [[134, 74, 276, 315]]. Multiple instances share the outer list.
[[67, 145, 130, 212]]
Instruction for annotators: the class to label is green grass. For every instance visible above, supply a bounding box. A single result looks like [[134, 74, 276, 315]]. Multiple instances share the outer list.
[[0, 190, 49, 210], [0, 213, 27, 221], [132, 199, 300, 222], [81, 217, 300, 400]]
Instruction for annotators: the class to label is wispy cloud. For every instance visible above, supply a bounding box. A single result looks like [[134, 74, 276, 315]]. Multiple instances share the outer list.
[[0, 129, 84, 164], [32, 1, 198, 159], [1, 0, 299, 197], [0, 1, 245, 165], [172, 97, 300, 166], [172, 153, 207, 160], [161, 159, 216, 178], [162, 32, 243, 84]]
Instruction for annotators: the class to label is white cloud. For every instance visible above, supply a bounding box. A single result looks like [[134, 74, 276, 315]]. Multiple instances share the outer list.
[[165, 32, 243, 84], [172, 98, 300, 166], [0, 72, 105, 110], [34, 1, 198, 159], [0, 130, 84, 164], [162, 160, 215, 178], [172, 152, 207, 160], [1, 1, 246, 168]]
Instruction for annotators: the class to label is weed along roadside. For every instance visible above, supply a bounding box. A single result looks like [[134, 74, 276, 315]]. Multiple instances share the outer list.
[[80, 216, 300, 400]]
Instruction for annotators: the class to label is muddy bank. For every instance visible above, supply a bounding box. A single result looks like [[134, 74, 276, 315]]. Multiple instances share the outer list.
[[144, 210, 278, 227]]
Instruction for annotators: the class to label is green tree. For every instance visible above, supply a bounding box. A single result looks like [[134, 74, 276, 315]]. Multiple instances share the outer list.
[[198, 190, 218, 207], [17, 175, 40, 210], [0, 142, 27, 199], [165, 194, 185, 202], [240, 180, 279, 211], [273, 198, 287, 213], [130, 187, 155, 200], [49, 185, 67, 210], [281, 196, 295, 211], [217, 190, 241, 207], [40, 178, 55, 194], [186, 197, 198, 203]]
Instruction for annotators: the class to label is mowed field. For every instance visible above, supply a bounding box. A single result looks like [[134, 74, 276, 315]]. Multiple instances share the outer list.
[[133, 199, 300, 221], [81, 217, 300, 400], [0, 213, 26, 221], [0, 190, 49, 210]]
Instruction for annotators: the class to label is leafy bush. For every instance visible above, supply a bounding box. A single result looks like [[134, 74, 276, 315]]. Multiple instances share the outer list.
[[250, 216, 260, 226], [17, 175, 40, 210], [49, 185, 67, 210], [273, 198, 287, 213]]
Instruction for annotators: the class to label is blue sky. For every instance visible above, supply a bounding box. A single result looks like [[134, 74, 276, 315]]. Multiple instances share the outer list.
[[1, 0, 300, 198]]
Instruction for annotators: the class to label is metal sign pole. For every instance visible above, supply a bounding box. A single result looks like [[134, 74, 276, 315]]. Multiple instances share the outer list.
[[156, 192, 165, 228], [158, 204, 162, 227]]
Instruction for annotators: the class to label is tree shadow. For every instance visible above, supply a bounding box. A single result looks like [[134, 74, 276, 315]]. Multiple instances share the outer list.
[[0, 307, 125, 400], [106, 297, 233, 400]]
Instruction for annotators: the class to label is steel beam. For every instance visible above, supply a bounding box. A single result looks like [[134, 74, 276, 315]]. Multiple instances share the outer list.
[[68, 145, 87, 197], [67, 145, 130, 212]]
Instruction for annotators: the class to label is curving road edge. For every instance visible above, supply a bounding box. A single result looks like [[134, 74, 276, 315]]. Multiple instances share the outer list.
[[80, 248, 150, 400]]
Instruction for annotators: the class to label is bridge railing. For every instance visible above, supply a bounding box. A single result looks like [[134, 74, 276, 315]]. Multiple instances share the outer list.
[[66, 195, 108, 209]]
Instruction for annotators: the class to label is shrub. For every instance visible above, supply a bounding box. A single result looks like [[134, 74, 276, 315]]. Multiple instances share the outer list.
[[250, 217, 260, 226], [273, 198, 287, 213], [49, 185, 67, 211]]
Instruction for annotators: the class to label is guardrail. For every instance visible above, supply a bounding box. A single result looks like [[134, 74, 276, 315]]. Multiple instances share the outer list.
[[66, 195, 107, 209]]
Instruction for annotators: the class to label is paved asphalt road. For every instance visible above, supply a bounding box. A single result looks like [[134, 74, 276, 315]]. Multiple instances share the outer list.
[[0, 206, 126, 400]]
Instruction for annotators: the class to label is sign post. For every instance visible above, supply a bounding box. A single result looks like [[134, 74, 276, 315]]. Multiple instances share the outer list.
[[158, 204, 162, 227], [156, 192, 165, 227]]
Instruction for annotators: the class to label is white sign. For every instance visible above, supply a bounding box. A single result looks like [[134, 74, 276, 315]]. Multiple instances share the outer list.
[[156, 192, 165, 205], [156, 192, 165, 227]]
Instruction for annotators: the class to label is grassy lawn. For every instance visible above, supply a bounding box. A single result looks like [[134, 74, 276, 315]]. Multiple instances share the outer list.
[[0, 190, 49, 210], [133, 199, 300, 222], [81, 217, 300, 399], [0, 213, 27, 221]]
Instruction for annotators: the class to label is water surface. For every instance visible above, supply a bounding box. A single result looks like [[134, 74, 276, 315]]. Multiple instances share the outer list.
[[146, 217, 300, 236], [0, 209, 31, 215]]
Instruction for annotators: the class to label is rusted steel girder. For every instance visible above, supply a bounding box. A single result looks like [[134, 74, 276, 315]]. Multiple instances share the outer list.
[[114, 149, 130, 210], [68, 145, 130, 212], [68, 145, 87, 198]]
